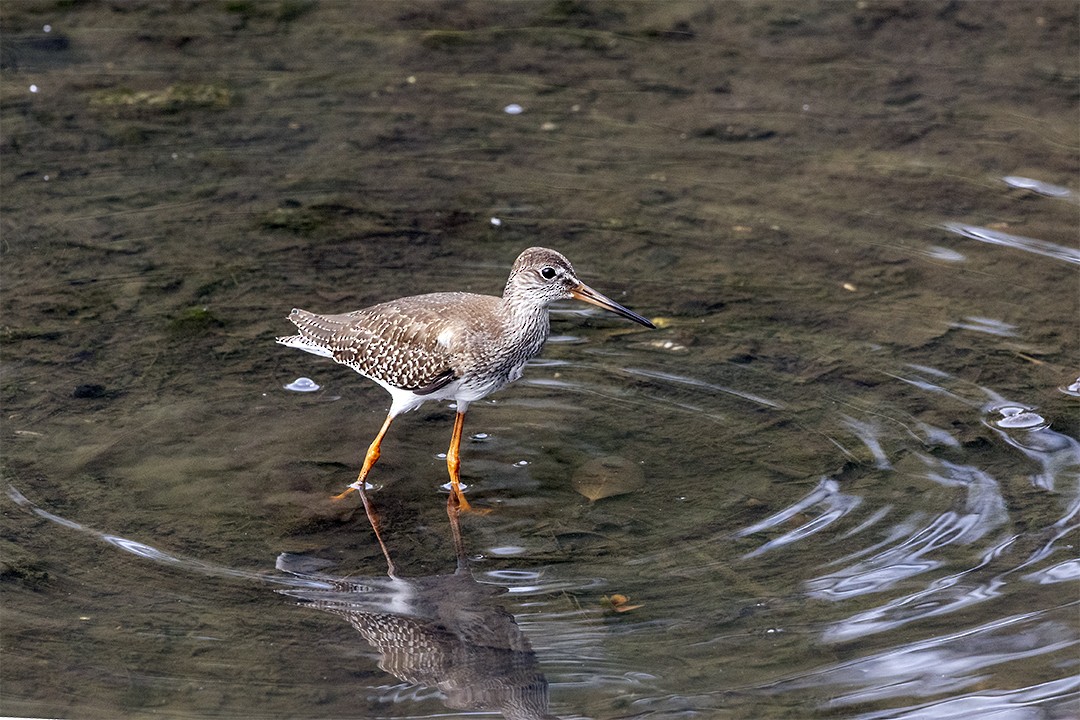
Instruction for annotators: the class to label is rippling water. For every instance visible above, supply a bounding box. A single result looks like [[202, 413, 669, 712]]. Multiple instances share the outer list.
[[2, 2, 1077, 719]]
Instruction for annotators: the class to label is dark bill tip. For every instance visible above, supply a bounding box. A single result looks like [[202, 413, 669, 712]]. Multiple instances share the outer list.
[[571, 284, 656, 329]]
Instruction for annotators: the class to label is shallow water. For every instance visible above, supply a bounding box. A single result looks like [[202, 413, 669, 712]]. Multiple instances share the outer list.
[[2, 2, 1078, 719]]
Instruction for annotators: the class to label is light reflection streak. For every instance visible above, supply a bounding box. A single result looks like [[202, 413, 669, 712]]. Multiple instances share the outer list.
[[942, 222, 1080, 265], [841, 415, 892, 469], [775, 610, 1079, 710], [623, 366, 786, 409], [6, 484, 336, 590], [984, 403, 1080, 499], [1023, 558, 1080, 585], [882, 369, 976, 405], [923, 458, 1008, 543], [837, 504, 894, 541], [735, 478, 862, 559], [914, 420, 962, 448], [1011, 522, 1080, 577], [851, 675, 1080, 720], [825, 513, 924, 567], [808, 511, 986, 599], [949, 315, 1019, 337], [1002, 175, 1074, 197], [808, 451, 1010, 608]]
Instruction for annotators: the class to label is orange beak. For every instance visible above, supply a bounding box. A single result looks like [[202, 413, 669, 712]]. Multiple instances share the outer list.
[[571, 283, 655, 328]]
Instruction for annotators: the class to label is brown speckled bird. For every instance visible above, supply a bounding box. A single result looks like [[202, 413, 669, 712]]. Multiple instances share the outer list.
[[277, 247, 654, 511]]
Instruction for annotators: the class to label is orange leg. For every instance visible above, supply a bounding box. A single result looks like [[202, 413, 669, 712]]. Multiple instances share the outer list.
[[446, 410, 472, 511], [333, 413, 394, 501], [446, 491, 467, 567], [358, 485, 396, 577], [333, 413, 397, 575]]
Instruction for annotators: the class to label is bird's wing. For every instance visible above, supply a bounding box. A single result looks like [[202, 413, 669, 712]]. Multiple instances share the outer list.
[[287, 293, 496, 392]]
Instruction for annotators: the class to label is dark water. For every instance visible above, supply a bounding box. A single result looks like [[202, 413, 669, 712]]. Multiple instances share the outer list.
[[2, 2, 1078, 719]]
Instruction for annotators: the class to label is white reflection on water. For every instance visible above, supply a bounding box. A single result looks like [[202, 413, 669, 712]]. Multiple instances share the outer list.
[[783, 612, 1080, 710], [1023, 559, 1080, 585], [886, 365, 977, 404], [923, 458, 1009, 541], [800, 413, 1050, 642], [852, 675, 1080, 720], [1002, 175, 1074, 198], [5, 485, 337, 590], [841, 415, 892, 469], [949, 315, 1019, 337], [807, 511, 995, 601], [942, 222, 1080, 265], [624, 366, 786, 409], [736, 360, 1079, 658], [735, 478, 862, 559], [984, 401, 1080, 500]]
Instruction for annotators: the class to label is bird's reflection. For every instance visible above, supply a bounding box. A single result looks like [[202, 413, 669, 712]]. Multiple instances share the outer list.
[[277, 498, 558, 720]]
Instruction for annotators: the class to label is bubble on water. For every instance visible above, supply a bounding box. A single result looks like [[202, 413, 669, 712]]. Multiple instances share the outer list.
[[43, 24, 52, 33], [503, 103, 523, 115], [514, 460, 529, 467], [490, 217, 502, 227], [283, 377, 320, 392], [1060, 377, 1080, 397], [992, 405, 1048, 430], [470, 432, 489, 441], [29, 85, 39, 93], [487, 545, 525, 556]]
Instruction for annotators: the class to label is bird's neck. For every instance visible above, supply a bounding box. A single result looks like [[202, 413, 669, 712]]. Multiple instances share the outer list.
[[499, 295, 551, 343]]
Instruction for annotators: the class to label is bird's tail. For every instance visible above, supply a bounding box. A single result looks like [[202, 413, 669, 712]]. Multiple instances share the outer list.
[[276, 308, 338, 358]]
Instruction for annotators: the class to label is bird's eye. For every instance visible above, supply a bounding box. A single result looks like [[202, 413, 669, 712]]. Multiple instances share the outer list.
[[540, 266, 558, 280]]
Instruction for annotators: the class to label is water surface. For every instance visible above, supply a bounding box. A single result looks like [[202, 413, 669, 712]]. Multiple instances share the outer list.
[[2, 2, 1077, 719]]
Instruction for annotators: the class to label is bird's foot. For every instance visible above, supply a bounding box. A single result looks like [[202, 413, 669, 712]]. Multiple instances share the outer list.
[[331, 480, 365, 502], [450, 489, 492, 515]]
